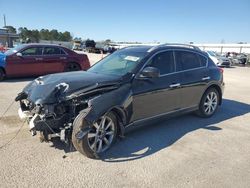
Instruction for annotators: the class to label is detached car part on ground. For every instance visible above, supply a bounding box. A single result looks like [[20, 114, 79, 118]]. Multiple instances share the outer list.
[[16, 44, 224, 159]]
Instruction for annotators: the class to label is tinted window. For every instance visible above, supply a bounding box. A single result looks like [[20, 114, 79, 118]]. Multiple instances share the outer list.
[[148, 51, 175, 75], [43, 47, 61, 55], [22, 47, 43, 56], [175, 51, 201, 71], [60, 48, 66, 54], [198, 55, 207, 67]]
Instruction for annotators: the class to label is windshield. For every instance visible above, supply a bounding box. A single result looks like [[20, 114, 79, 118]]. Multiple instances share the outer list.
[[88, 49, 148, 76], [4, 44, 25, 56]]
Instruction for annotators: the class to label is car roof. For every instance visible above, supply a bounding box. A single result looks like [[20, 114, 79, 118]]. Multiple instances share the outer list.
[[19, 43, 65, 48], [123, 45, 205, 55]]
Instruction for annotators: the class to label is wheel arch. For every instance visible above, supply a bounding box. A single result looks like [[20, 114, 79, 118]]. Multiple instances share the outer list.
[[65, 61, 81, 70], [108, 106, 127, 136]]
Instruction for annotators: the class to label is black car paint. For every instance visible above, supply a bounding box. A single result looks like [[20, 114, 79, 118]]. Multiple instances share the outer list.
[[16, 46, 224, 141]]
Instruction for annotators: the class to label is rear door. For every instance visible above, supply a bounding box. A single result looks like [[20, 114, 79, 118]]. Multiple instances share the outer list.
[[174, 50, 209, 109], [6, 47, 44, 76], [42, 47, 67, 74], [131, 50, 182, 121]]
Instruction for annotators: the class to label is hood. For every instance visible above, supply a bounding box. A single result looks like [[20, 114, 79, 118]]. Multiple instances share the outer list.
[[0, 53, 6, 68], [218, 56, 229, 61], [22, 71, 121, 104]]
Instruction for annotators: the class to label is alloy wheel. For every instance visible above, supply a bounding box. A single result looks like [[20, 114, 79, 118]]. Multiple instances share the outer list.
[[87, 115, 115, 153], [204, 91, 218, 115]]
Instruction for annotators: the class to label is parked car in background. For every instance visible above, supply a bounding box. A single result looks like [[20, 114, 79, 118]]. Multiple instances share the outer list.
[[0, 44, 90, 80], [227, 52, 248, 65], [72, 40, 83, 51], [16, 44, 224, 158], [205, 51, 231, 67]]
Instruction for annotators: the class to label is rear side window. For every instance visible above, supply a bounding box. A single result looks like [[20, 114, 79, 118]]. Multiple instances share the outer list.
[[60, 48, 66, 55], [148, 51, 175, 75], [175, 51, 201, 71], [198, 55, 207, 67], [43, 47, 61, 55], [22, 47, 43, 56]]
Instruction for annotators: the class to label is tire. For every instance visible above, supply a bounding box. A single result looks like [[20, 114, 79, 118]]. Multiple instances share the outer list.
[[72, 112, 118, 159], [64, 62, 81, 72], [196, 88, 219, 118], [0, 68, 5, 81]]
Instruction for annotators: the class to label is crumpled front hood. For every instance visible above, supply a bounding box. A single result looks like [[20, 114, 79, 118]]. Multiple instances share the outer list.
[[22, 71, 121, 104]]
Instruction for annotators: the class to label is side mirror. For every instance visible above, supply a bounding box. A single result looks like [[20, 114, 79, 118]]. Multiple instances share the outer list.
[[139, 66, 160, 78], [16, 52, 22, 57]]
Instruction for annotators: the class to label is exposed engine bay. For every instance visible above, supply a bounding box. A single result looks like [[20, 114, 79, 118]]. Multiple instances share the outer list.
[[15, 71, 130, 146]]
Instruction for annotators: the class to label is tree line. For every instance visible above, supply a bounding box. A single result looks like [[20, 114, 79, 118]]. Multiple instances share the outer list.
[[4, 26, 72, 42]]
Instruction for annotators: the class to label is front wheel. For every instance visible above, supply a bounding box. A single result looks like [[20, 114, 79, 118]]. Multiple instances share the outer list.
[[197, 88, 219, 118], [72, 112, 118, 159]]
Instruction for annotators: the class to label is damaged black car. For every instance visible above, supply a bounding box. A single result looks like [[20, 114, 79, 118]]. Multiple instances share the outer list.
[[16, 44, 224, 158]]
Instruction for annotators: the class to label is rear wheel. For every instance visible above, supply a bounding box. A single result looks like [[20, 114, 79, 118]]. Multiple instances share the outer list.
[[64, 62, 81, 72], [72, 112, 118, 159], [0, 69, 5, 81], [197, 88, 219, 118]]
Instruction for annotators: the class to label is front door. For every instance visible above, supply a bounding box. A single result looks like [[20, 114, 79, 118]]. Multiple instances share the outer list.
[[131, 50, 181, 122]]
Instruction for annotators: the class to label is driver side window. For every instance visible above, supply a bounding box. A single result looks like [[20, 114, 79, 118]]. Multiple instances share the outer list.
[[148, 51, 175, 75], [22, 47, 43, 56]]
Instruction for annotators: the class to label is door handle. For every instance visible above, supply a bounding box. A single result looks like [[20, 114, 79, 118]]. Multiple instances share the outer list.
[[169, 83, 181, 88], [35, 58, 43, 61], [202, 76, 210, 81], [60, 57, 67, 60]]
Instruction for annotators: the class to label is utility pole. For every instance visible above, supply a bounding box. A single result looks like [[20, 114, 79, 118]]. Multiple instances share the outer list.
[[3, 14, 6, 27], [3, 14, 10, 47]]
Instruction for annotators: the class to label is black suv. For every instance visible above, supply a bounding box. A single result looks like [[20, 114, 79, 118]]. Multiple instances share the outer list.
[[16, 44, 224, 158]]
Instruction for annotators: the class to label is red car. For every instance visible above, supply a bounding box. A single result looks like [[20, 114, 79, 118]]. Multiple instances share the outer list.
[[0, 44, 90, 80]]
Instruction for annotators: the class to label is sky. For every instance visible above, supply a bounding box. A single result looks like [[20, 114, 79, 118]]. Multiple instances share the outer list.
[[0, 0, 250, 43]]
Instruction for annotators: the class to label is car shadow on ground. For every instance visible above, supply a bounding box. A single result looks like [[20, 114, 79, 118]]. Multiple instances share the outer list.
[[50, 99, 250, 161], [100, 99, 250, 162]]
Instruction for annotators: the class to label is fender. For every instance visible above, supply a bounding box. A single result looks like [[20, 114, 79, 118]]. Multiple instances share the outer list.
[[73, 84, 133, 138], [203, 81, 224, 105]]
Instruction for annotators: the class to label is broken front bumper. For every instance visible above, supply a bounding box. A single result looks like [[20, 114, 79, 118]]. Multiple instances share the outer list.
[[18, 107, 71, 132]]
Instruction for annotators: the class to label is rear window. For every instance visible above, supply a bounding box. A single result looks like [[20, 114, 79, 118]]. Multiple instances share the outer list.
[[43, 47, 62, 55], [175, 51, 204, 71]]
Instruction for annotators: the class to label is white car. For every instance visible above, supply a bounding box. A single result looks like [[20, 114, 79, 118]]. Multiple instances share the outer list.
[[206, 51, 231, 67]]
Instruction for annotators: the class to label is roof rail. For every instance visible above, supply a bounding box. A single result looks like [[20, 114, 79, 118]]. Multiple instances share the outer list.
[[147, 43, 201, 52]]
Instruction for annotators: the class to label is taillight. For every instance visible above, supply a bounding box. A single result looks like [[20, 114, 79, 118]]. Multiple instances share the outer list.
[[218, 67, 224, 74]]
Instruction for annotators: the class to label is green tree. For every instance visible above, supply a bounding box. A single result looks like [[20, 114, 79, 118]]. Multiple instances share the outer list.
[[85, 39, 96, 48], [40, 29, 50, 40]]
